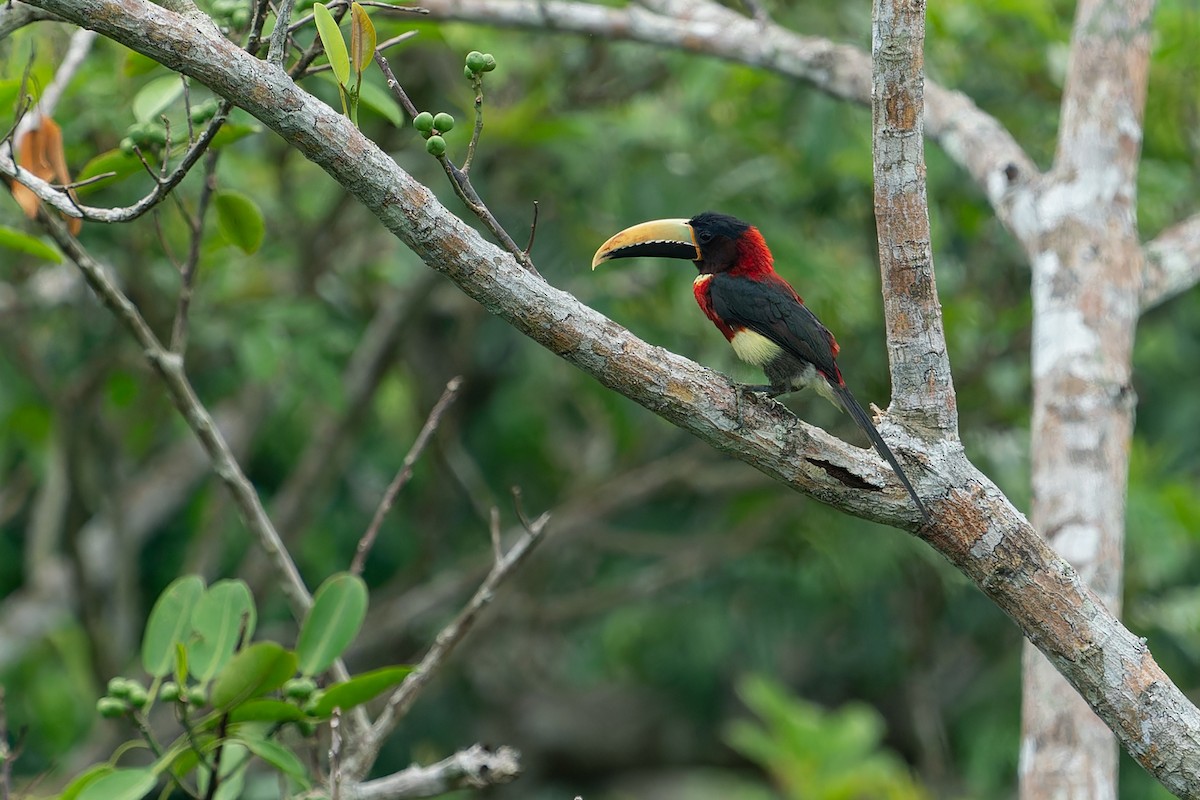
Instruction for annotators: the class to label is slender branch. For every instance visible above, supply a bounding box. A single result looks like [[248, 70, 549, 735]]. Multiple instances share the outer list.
[[170, 149, 220, 354], [343, 512, 550, 780], [0, 101, 234, 224], [351, 376, 464, 576], [1142, 212, 1200, 311], [341, 745, 520, 800], [35, 212, 316, 619], [268, 0, 298, 66]]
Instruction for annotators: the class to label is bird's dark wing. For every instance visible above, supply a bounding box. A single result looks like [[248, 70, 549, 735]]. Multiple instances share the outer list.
[[708, 272, 842, 382]]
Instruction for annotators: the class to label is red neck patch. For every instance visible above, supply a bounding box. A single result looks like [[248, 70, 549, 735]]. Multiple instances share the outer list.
[[731, 227, 775, 278]]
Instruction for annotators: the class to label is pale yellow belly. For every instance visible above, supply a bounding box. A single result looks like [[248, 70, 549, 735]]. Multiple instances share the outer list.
[[729, 328, 781, 366]]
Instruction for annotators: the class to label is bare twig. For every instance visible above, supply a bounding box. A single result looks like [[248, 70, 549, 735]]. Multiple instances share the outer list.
[[268, 0, 298, 67], [351, 376, 464, 576], [170, 149, 220, 354], [461, 73, 484, 174], [341, 745, 520, 800], [0, 100, 234, 224], [523, 200, 538, 256], [343, 511, 550, 780], [488, 507, 501, 564]]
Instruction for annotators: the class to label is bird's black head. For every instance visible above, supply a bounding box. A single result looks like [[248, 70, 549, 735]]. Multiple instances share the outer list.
[[688, 212, 753, 274]]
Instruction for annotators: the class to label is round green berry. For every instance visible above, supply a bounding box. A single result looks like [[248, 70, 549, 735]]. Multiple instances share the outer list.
[[127, 684, 149, 709], [107, 677, 132, 699], [97, 697, 127, 718], [465, 51, 487, 73], [186, 686, 207, 707], [433, 112, 454, 133], [302, 691, 325, 717], [190, 99, 219, 125], [160, 682, 181, 703], [412, 111, 434, 133], [464, 65, 476, 80], [425, 135, 446, 156], [481, 53, 497, 72], [284, 678, 318, 701]]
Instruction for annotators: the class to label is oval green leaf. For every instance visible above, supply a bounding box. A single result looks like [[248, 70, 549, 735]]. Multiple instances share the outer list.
[[211, 642, 297, 710], [187, 579, 256, 684], [214, 190, 265, 255], [296, 573, 368, 676], [310, 665, 412, 717], [142, 575, 205, 677], [133, 75, 184, 122], [77, 768, 157, 800], [75, 149, 144, 195], [237, 735, 311, 788], [228, 698, 308, 724], [58, 764, 114, 800], [349, 2, 376, 77], [0, 225, 61, 263], [355, 79, 403, 126], [313, 4, 350, 88]]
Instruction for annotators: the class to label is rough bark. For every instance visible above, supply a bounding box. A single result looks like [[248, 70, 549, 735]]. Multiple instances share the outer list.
[[13, 0, 1200, 794]]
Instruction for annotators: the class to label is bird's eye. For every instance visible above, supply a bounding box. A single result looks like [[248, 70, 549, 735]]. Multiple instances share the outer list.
[[697, 231, 714, 244]]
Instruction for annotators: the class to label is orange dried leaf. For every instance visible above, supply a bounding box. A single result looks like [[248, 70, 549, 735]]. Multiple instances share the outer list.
[[11, 116, 81, 235]]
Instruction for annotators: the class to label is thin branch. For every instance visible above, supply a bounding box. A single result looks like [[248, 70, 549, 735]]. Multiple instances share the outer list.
[[170, 149, 220, 354], [351, 376, 464, 576], [343, 511, 550, 780], [268, 0, 299, 67], [35, 212, 315, 619], [0, 100, 235, 224], [341, 745, 520, 800], [1142, 212, 1200, 311]]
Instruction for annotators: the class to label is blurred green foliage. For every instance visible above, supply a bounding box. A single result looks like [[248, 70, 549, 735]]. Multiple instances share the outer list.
[[0, 0, 1198, 797]]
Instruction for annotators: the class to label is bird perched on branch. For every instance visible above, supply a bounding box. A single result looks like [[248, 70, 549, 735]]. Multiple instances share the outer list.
[[592, 211, 929, 523]]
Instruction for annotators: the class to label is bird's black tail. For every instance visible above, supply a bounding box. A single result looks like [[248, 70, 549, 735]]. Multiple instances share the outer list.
[[833, 385, 930, 524]]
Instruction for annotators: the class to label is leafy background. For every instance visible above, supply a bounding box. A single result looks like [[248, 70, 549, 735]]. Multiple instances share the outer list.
[[1, 0, 1198, 797]]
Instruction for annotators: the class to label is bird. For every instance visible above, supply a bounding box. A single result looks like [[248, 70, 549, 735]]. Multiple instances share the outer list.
[[591, 211, 929, 523]]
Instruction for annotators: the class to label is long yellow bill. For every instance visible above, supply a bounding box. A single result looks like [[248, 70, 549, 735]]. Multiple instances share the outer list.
[[591, 219, 701, 268]]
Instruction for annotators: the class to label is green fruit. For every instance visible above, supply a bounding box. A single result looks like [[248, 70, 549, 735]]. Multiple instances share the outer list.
[[107, 677, 132, 699], [160, 682, 181, 703], [425, 135, 446, 157], [302, 691, 325, 717], [464, 65, 476, 80], [481, 53, 497, 72], [413, 111, 434, 133], [127, 684, 149, 708], [119, 137, 136, 155], [186, 687, 207, 707], [284, 678, 317, 701], [190, 99, 219, 125], [433, 112, 455, 133], [465, 51, 487, 73], [97, 697, 127, 718]]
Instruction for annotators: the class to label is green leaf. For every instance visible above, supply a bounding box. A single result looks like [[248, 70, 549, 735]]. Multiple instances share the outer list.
[[296, 573, 368, 676], [211, 642, 298, 710], [58, 765, 114, 800], [187, 579, 256, 684], [228, 699, 307, 724], [208, 121, 262, 149], [142, 575, 205, 677], [76, 768, 158, 800], [237, 735, 311, 787], [355, 79, 403, 126], [0, 225, 60, 263], [213, 190, 265, 255], [310, 665, 412, 716], [313, 4, 350, 88], [349, 2, 376, 77], [75, 149, 148, 194], [133, 75, 184, 122]]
